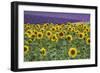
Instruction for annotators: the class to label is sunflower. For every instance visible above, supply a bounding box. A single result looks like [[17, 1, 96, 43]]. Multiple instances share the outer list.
[[59, 26, 62, 30], [58, 31, 64, 39], [51, 34, 58, 42], [40, 48, 46, 56], [85, 27, 90, 32], [36, 24, 40, 29], [24, 32, 32, 38], [37, 32, 43, 39], [28, 39, 33, 44], [40, 28, 45, 32], [46, 31, 52, 39], [75, 30, 80, 34], [68, 27, 72, 32], [26, 29, 32, 34], [24, 45, 30, 54], [66, 35, 73, 42], [24, 40, 29, 45], [84, 33, 88, 37], [43, 23, 48, 29], [25, 24, 30, 29], [33, 30, 38, 36], [78, 32, 84, 39], [31, 32, 36, 38], [68, 48, 78, 58], [86, 38, 90, 45], [83, 25, 87, 29], [61, 24, 65, 28], [72, 27, 75, 32], [51, 26, 56, 32], [56, 25, 60, 31]]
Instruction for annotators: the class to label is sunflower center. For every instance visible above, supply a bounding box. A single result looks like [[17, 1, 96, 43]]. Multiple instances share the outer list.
[[59, 32, 63, 36], [86, 29, 88, 31], [69, 28, 71, 30], [42, 50, 45, 54], [28, 31, 31, 34], [38, 34, 41, 37], [24, 47, 27, 52], [52, 28, 55, 31], [80, 34, 83, 38], [88, 39, 90, 43], [32, 34, 35, 37], [47, 32, 50, 35], [67, 37, 71, 40], [71, 50, 75, 55], [35, 32, 37, 34], [53, 36, 56, 39]]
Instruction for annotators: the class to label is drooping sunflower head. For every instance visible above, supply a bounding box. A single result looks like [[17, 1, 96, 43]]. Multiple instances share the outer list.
[[78, 32, 84, 39], [86, 37, 90, 45], [24, 45, 30, 54], [51, 34, 58, 42], [37, 32, 43, 39], [68, 48, 77, 58], [36, 24, 41, 29], [40, 48, 46, 56], [46, 31, 52, 39], [66, 35, 73, 42], [58, 31, 64, 39]]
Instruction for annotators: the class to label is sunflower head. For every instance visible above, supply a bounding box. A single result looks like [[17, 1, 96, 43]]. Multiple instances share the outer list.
[[31, 32, 36, 38], [68, 48, 77, 58], [33, 30, 38, 36], [58, 31, 64, 39], [36, 24, 40, 29], [56, 25, 60, 31], [24, 45, 30, 54], [51, 34, 58, 42], [61, 24, 65, 28], [40, 28, 45, 32], [26, 29, 32, 34], [83, 25, 87, 29], [43, 23, 48, 29], [37, 32, 43, 39], [78, 32, 84, 39], [72, 27, 75, 32], [24, 32, 32, 38], [28, 39, 33, 44], [51, 26, 56, 32], [86, 38, 90, 45], [40, 48, 46, 56], [46, 31, 52, 39], [85, 27, 90, 32], [66, 35, 73, 42]]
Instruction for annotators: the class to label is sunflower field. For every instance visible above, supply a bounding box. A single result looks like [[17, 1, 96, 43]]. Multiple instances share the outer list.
[[24, 22, 90, 61]]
